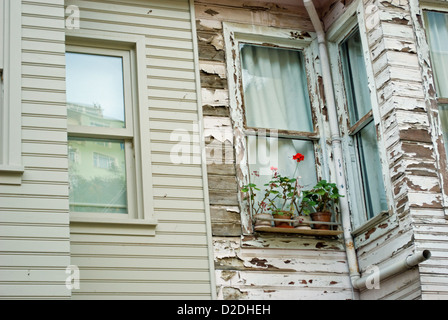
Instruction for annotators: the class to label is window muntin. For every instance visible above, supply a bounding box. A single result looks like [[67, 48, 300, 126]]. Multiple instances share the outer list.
[[66, 46, 135, 216], [240, 44, 318, 204], [340, 29, 388, 223]]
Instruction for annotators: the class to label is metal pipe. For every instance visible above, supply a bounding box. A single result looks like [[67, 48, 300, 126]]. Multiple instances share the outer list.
[[302, 0, 361, 282], [352, 250, 432, 289]]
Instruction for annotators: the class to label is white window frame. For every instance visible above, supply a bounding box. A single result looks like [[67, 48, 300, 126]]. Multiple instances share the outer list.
[[0, 0, 23, 185], [223, 22, 327, 234], [327, 4, 393, 233], [66, 30, 157, 233]]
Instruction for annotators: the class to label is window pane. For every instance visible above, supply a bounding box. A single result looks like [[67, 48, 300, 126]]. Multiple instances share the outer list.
[[240, 45, 313, 132], [247, 136, 318, 212], [340, 30, 372, 124], [439, 104, 448, 152], [424, 11, 448, 98], [68, 138, 128, 214], [357, 121, 388, 219], [66, 52, 126, 128]]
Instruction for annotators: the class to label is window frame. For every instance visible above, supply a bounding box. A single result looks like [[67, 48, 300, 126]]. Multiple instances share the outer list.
[[0, 0, 23, 185], [223, 22, 327, 234], [327, 7, 392, 232], [66, 30, 157, 232]]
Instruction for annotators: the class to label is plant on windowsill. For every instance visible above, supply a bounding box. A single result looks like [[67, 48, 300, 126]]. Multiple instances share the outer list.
[[300, 180, 344, 230], [241, 153, 309, 230]]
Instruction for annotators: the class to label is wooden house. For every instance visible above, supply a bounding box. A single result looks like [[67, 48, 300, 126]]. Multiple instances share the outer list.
[[0, 0, 447, 300]]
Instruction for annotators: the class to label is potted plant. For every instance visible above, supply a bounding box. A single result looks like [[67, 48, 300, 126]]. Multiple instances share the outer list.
[[241, 153, 307, 229], [300, 180, 343, 230]]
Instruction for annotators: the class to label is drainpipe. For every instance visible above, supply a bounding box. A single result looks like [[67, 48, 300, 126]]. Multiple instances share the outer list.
[[351, 250, 432, 290], [302, 0, 432, 291], [302, 0, 361, 285]]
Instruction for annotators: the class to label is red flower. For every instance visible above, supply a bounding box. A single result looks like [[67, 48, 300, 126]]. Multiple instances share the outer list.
[[293, 153, 305, 163]]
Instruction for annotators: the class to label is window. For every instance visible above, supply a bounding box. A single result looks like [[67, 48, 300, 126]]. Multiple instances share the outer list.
[[65, 31, 156, 232], [0, 0, 23, 184], [339, 29, 388, 226], [66, 46, 137, 217], [223, 23, 324, 233], [423, 10, 448, 154], [241, 44, 318, 194]]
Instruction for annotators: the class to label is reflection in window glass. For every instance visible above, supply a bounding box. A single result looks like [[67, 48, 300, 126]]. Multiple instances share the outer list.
[[247, 136, 317, 209], [240, 44, 313, 132], [68, 137, 128, 214], [66, 52, 126, 128], [357, 121, 388, 219]]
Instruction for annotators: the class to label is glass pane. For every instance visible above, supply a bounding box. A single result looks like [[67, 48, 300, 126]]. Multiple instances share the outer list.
[[68, 138, 128, 214], [340, 30, 372, 124], [357, 121, 388, 219], [439, 104, 448, 152], [247, 136, 317, 213], [240, 44, 313, 132], [66, 52, 126, 128], [424, 11, 448, 98]]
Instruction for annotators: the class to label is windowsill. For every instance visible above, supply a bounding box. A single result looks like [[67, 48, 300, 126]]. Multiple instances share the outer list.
[[70, 213, 158, 236], [254, 226, 343, 237], [351, 211, 390, 237], [0, 165, 25, 185]]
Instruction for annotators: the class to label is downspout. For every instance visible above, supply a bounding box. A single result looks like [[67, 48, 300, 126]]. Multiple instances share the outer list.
[[302, 0, 432, 291], [302, 0, 361, 285]]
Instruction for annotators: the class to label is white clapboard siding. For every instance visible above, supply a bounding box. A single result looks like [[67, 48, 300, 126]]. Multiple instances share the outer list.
[[0, 0, 71, 299], [65, 0, 213, 299]]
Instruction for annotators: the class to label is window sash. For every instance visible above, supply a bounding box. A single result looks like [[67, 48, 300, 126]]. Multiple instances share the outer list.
[[66, 46, 136, 216], [66, 45, 134, 138], [354, 120, 388, 220], [340, 29, 373, 125]]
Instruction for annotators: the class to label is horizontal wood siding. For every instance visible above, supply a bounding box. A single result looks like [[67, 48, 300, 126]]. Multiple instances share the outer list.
[[0, 0, 71, 299], [66, 0, 213, 299]]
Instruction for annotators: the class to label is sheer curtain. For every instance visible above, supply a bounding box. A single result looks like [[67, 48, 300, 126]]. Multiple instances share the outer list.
[[241, 44, 313, 132], [240, 44, 317, 207]]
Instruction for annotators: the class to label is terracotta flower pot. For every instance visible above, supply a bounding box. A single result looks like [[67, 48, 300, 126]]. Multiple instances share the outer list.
[[273, 212, 293, 228], [310, 211, 332, 230]]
